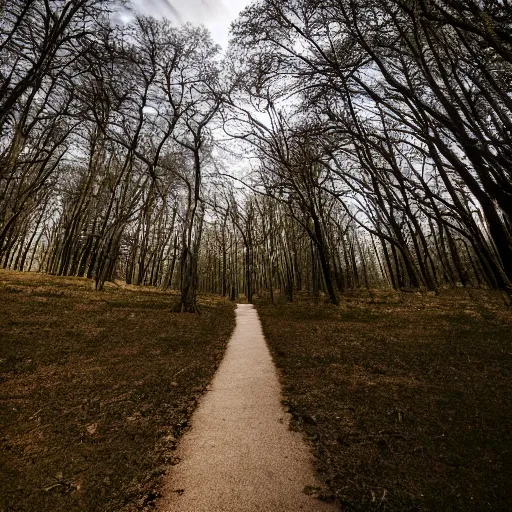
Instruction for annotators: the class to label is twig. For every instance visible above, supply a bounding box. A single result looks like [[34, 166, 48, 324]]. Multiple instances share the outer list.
[[173, 365, 191, 379], [28, 408, 43, 420], [41, 481, 77, 493]]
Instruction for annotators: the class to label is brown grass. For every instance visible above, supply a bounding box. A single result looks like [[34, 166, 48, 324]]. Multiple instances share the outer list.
[[256, 288, 512, 511], [0, 270, 235, 512]]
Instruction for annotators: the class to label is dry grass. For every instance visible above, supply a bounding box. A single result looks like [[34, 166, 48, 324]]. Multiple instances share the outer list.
[[256, 288, 512, 511], [0, 270, 235, 512]]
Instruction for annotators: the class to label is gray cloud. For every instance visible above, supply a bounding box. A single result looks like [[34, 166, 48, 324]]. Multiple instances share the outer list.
[[151, 0, 182, 22]]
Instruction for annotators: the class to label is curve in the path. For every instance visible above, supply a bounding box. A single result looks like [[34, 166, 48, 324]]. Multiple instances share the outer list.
[[158, 303, 337, 512]]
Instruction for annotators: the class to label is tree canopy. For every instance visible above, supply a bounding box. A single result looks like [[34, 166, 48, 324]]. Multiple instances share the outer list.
[[1, 0, 511, 307]]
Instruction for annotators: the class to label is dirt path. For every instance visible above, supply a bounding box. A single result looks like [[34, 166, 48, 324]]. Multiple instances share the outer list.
[[158, 304, 337, 512]]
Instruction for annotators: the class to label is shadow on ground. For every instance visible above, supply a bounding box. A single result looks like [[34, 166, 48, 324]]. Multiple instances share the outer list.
[[257, 288, 512, 511], [0, 270, 235, 511]]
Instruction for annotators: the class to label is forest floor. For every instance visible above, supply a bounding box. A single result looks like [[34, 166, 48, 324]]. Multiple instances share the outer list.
[[0, 270, 235, 512], [256, 288, 512, 512]]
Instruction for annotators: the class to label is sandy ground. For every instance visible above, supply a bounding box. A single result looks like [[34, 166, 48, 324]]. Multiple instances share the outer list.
[[158, 304, 337, 512]]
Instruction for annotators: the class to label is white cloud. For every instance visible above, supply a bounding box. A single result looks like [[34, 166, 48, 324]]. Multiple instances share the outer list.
[[130, 0, 251, 49]]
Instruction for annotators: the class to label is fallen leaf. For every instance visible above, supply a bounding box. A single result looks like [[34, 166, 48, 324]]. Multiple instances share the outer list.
[[86, 423, 98, 435]]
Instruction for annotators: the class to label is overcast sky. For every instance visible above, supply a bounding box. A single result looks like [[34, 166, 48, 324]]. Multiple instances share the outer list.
[[129, 0, 252, 50]]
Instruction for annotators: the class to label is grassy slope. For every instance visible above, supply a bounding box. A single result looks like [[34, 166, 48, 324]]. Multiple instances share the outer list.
[[257, 289, 512, 511], [0, 270, 235, 512]]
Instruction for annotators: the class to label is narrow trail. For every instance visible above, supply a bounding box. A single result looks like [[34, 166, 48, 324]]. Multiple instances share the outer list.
[[158, 304, 337, 512]]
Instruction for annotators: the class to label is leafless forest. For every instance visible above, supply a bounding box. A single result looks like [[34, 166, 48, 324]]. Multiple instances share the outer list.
[[1, 0, 511, 311]]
